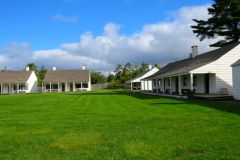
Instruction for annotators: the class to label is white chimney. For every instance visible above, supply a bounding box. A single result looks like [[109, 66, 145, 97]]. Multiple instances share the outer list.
[[52, 66, 57, 71], [82, 65, 86, 70], [148, 64, 152, 70], [26, 67, 30, 71], [191, 45, 198, 58]]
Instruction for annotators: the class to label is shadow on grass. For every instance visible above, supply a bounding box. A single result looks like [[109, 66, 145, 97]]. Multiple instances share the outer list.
[[149, 103, 189, 105], [189, 99, 240, 115], [68, 90, 240, 116], [67, 90, 161, 100]]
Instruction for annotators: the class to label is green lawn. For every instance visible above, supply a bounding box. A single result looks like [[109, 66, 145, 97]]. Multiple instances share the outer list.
[[0, 90, 240, 160]]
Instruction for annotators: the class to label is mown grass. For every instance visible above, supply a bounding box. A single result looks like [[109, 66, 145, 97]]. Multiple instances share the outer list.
[[0, 90, 240, 160]]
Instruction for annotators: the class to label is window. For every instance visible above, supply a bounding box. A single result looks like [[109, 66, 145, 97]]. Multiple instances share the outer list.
[[52, 84, 58, 89], [82, 83, 88, 88], [13, 85, 17, 90], [46, 84, 50, 89], [19, 84, 27, 90], [154, 80, 157, 87], [168, 79, 171, 87], [76, 83, 81, 88], [193, 75, 197, 87], [75, 83, 88, 88], [183, 76, 187, 87]]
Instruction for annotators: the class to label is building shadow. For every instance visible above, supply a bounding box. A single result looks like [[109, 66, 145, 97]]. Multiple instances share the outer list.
[[67, 89, 240, 115], [67, 90, 161, 100]]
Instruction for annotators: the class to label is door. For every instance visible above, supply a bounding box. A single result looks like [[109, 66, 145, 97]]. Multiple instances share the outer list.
[[70, 83, 73, 92], [175, 77, 179, 93], [62, 83, 65, 92], [204, 74, 209, 94]]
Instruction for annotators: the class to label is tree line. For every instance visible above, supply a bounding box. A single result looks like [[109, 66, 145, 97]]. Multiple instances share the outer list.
[[91, 62, 160, 88]]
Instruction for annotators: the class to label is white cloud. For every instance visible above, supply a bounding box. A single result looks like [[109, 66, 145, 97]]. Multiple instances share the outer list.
[[32, 49, 111, 71], [0, 43, 32, 70], [52, 14, 79, 22], [0, 4, 218, 72]]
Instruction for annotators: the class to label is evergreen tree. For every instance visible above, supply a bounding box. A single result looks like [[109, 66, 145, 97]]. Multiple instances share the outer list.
[[26, 63, 37, 71], [154, 64, 161, 69], [191, 0, 240, 47], [91, 71, 107, 84], [139, 62, 149, 72], [38, 65, 47, 86], [107, 73, 115, 82]]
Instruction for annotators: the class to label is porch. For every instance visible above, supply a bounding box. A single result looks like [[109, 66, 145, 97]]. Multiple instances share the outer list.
[[42, 82, 89, 92], [0, 83, 28, 94], [126, 82, 141, 91], [151, 73, 217, 96]]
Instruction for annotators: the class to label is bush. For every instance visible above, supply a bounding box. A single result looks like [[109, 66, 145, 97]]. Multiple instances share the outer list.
[[107, 81, 125, 89]]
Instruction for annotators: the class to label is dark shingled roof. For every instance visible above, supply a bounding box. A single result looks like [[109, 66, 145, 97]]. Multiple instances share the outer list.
[[232, 59, 240, 67], [0, 71, 33, 83], [145, 42, 239, 80], [43, 70, 90, 83]]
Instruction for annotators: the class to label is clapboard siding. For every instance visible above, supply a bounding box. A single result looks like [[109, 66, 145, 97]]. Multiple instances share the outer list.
[[232, 66, 240, 100], [191, 44, 240, 94]]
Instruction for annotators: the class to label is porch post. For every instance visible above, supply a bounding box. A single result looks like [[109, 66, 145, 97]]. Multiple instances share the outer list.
[[81, 82, 83, 91], [73, 82, 76, 92], [156, 79, 158, 93], [178, 75, 182, 95], [17, 83, 19, 94], [130, 82, 133, 91], [146, 81, 149, 91], [42, 83, 44, 93], [65, 82, 68, 92], [50, 82, 52, 92], [190, 73, 193, 91], [169, 77, 172, 94]]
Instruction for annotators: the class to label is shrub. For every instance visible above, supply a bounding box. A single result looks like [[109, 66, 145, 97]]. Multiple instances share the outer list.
[[107, 80, 125, 89]]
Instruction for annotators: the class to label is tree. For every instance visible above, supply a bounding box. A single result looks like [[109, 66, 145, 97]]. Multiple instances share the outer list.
[[114, 64, 123, 74], [26, 63, 37, 71], [107, 73, 115, 82], [139, 62, 149, 72], [191, 0, 240, 47], [114, 64, 123, 81], [38, 65, 47, 86], [91, 71, 107, 84], [154, 64, 161, 69]]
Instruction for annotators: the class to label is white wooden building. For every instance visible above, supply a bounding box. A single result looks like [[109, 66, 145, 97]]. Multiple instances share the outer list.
[[0, 67, 38, 94], [42, 66, 91, 92], [125, 66, 159, 91], [232, 59, 240, 100], [144, 43, 240, 96]]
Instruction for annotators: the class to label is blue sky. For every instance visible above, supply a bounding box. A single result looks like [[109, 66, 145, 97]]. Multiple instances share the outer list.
[[0, 0, 215, 72]]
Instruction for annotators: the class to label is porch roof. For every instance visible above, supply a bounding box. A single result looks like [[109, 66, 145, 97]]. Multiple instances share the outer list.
[[125, 67, 158, 83], [0, 71, 32, 83], [144, 42, 239, 79], [43, 70, 90, 83]]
